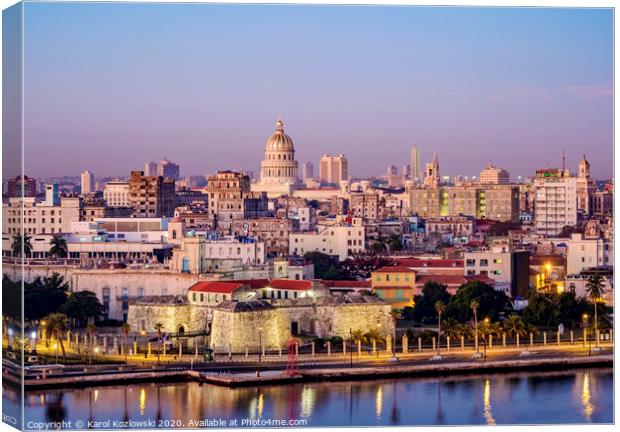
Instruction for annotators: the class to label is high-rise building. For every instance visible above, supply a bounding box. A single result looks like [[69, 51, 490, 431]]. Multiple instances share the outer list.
[[3, 194, 80, 237], [402, 165, 411, 179], [349, 192, 380, 220], [479, 164, 509, 184], [387, 165, 397, 176], [302, 161, 314, 183], [104, 181, 130, 207], [205, 171, 269, 232], [534, 168, 577, 236], [411, 145, 421, 183], [81, 170, 94, 194], [424, 152, 440, 188], [409, 184, 519, 222], [319, 154, 348, 185], [144, 161, 158, 177], [128, 171, 176, 217], [158, 159, 180, 181], [7, 175, 37, 198]]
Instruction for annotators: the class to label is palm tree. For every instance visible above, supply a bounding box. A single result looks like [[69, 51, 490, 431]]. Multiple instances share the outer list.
[[434, 301, 445, 355], [586, 274, 605, 348], [364, 327, 384, 347], [442, 318, 461, 341], [350, 329, 365, 345], [154, 322, 164, 363], [121, 323, 130, 363], [44, 313, 68, 362], [49, 237, 68, 259], [458, 323, 474, 341], [503, 315, 526, 340], [11, 234, 32, 258], [470, 300, 479, 353]]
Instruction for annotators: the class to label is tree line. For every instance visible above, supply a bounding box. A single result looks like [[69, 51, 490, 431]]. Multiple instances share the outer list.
[[3, 273, 103, 327], [406, 275, 610, 332]]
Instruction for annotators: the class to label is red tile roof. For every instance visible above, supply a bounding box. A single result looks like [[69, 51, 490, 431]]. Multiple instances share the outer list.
[[268, 279, 313, 291], [232, 279, 271, 289], [394, 259, 464, 268], [229, 279, 314, 291], [374, 266, 416, 273], [189, 281, 244, 294], [322, 280, 372, 288]]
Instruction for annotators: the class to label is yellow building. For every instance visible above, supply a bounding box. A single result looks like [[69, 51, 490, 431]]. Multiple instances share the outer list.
[[370, 266, 416, 309]]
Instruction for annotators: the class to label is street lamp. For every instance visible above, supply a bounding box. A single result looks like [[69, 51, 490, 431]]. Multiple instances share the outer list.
[[483, 318, 490, 361], [377, 323, 382, 358], [30, 331, 37, 352], [349, 328, 353, 368], [582, 314, 590, 354], [258, 327, 263, 362]]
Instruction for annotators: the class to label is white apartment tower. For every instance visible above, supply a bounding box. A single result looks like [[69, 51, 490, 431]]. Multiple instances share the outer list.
[[534, 168, 577, 236], [411, 145, 421, 183], [319, 154, 349, 185], [479, 164, 509, 184], [81, 170, 94, 194], [144, 161, 158, 177]]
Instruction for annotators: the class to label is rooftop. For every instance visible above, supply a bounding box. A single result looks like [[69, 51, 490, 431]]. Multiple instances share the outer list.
[[189, 281, 244, 294], [394, 258, 464, 268], [373, 266, 416, 273], [214, 300, 275, 312]]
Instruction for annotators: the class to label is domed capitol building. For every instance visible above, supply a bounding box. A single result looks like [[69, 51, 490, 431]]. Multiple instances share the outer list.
[[252, 117, 300, 197]]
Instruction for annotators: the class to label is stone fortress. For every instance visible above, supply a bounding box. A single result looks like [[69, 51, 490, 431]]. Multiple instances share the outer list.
[[126, 278, 394, 352]]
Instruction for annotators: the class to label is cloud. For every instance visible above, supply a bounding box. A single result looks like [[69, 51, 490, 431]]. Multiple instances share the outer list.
[[563, 83, 613, 101]]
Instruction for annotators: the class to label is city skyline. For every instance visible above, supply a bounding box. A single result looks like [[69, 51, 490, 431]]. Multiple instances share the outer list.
[[14, 4, 614, 180]]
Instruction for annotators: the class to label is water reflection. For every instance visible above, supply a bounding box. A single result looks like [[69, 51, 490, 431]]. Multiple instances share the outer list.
[[581, 373, 594, 420], [389, 382, 400, 425], [483, 379, 496, 425], [4, 369, 612, 427], [139, 388, 146, 416], [300, 385, 315, 418], [375, 385, 383, 420]]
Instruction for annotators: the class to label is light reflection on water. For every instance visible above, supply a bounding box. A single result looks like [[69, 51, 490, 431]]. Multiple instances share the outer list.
[[4, 369, 613, 427]]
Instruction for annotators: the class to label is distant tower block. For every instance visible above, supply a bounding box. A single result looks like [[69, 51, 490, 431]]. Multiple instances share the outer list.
[[411, 145, 421, 183]]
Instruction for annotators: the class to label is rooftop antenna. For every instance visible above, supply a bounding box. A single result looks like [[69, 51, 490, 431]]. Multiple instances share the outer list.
[[562, 149, 566, 172]]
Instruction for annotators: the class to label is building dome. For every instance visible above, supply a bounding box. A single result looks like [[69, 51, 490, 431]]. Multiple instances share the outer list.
[[265, 119, 295, 152], [259, 117, 299, 187]]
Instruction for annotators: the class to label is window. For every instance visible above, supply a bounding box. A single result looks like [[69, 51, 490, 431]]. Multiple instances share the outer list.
[[192, 292, 197, 301], [480, 259, 488, 267], [200, 293, 204, 302]]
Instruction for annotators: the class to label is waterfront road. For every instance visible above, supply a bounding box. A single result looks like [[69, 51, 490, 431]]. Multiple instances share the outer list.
[[14, 342, 612, 377]]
